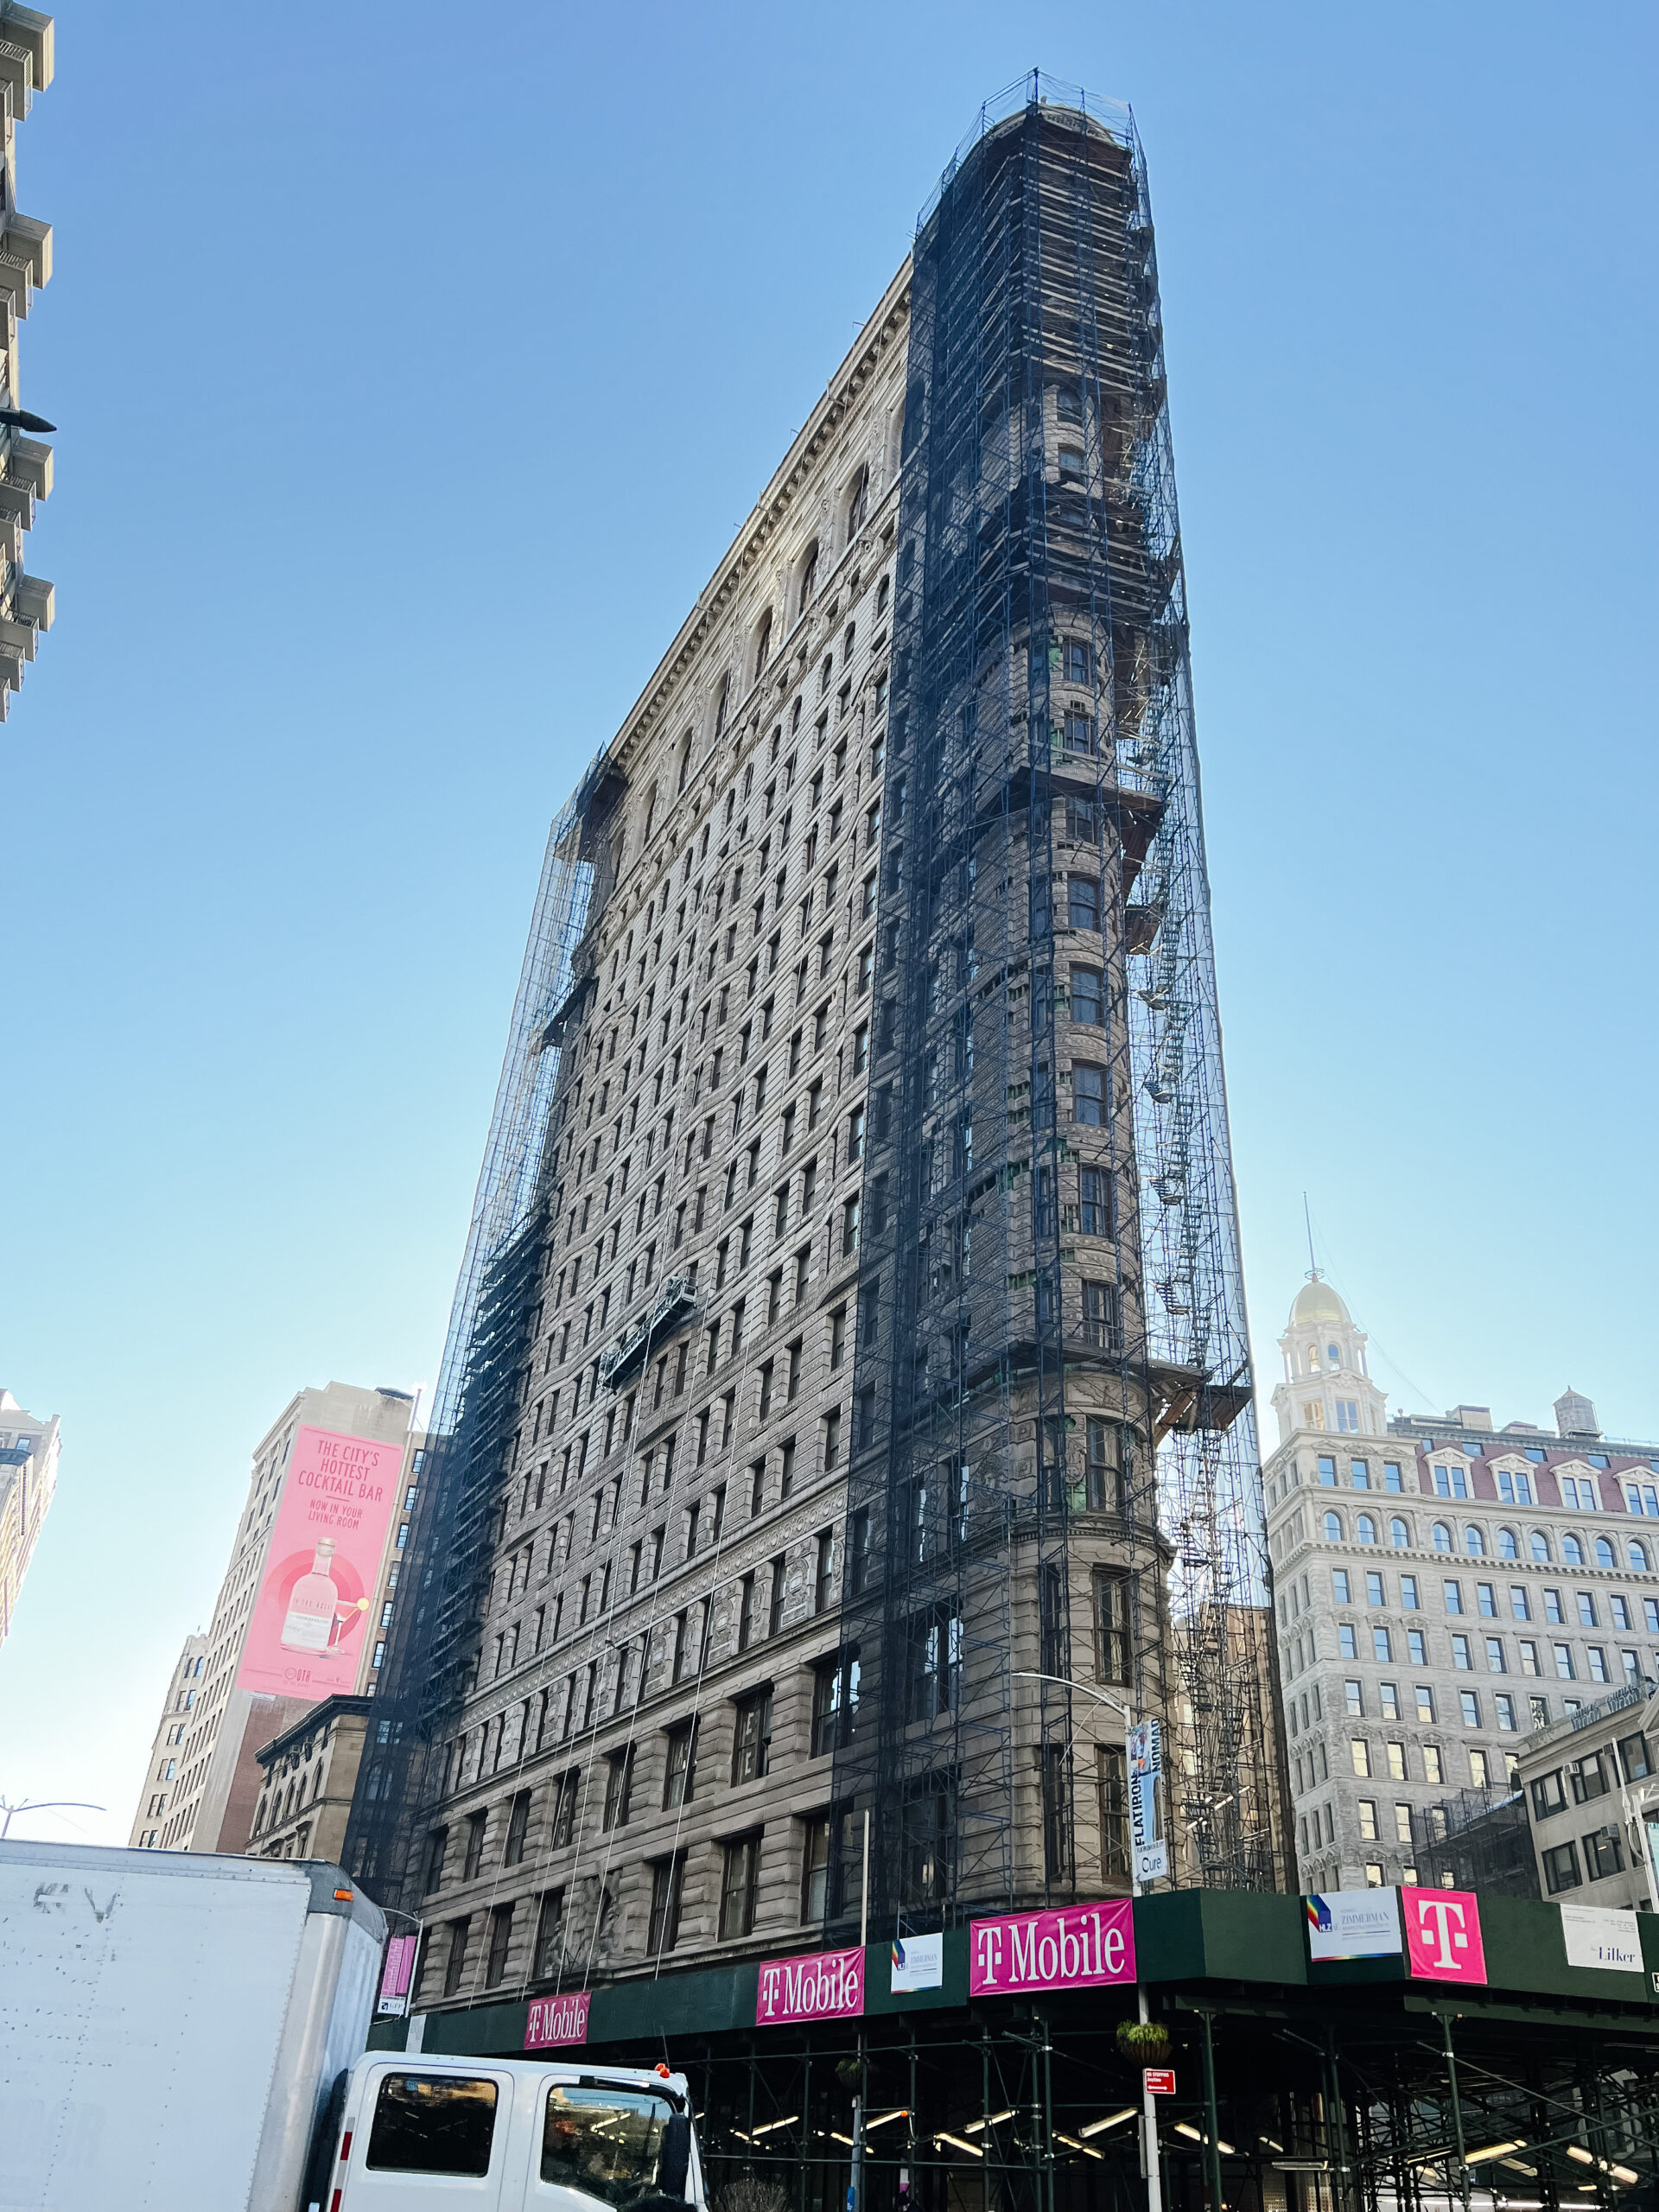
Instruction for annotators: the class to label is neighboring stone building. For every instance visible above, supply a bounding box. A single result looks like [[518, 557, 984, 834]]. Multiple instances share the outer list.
[[126, 1633, 208, 1849], [352, 85, 1281, 2024], [1266, 1276, 1659, 1891], [1516, 1680, 1659, 1911], [248, 1694, 372, 1865], [0, 1386, 59, 1649], [126, 1382, 420, 1853], [0, 3, 56, 715]]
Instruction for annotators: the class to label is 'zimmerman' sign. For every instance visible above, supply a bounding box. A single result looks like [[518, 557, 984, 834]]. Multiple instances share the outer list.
[[756, 1946, 865, 2024], [969, 1902, 1136, 1996]]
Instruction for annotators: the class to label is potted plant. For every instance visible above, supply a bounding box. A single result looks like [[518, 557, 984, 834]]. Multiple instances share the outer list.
[[1116, 2019, 1172, 2067]]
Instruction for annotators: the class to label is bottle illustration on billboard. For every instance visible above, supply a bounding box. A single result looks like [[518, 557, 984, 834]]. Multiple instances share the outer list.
[[280, 1538, 341, 1654]]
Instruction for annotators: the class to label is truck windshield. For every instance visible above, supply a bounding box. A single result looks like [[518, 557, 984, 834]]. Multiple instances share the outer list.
[[540, 2084, 678, 2206]]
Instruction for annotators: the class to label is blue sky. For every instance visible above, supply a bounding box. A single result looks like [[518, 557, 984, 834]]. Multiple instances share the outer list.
[[3, 2, 1655, 1842]]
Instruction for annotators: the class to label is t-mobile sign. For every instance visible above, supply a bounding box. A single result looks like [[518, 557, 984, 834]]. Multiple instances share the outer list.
[[755, 1946, 865, 2024], [1401, 1886, 1486, 1984], [969, 1902, 1136, 1996], [525, 1992, 591, 2048]]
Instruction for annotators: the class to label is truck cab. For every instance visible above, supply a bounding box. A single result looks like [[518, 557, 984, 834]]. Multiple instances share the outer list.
[[320, 2053, 707, 2212]]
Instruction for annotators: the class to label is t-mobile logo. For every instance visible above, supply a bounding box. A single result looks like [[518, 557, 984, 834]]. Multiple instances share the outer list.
[[1414, 1897, 1470, 1970], [1402, 1885, 1487, 1984]]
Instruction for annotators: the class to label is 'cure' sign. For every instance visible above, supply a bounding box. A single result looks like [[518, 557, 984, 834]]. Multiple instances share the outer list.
[[969, 1901, 1136, 1997], [756, 1946, 865, 2024]]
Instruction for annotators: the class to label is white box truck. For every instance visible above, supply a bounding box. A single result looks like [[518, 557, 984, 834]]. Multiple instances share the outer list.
[[0, 1838, 386, 2211], [0, 1840, 711, 2212]]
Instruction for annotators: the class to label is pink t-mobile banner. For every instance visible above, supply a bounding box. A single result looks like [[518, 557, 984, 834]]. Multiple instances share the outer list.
[[526, 1992, 591, 2048], [756, 1946, 865, 2024], [1401, 1886, 1487, 1983], [236, 1425, 404, 1699], [969, 1901, 1136, 1996]]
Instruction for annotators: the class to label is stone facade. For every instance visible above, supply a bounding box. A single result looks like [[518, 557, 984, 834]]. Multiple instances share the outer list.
[[1267, 1281, 1659, 1891], [248, 1693, 372, 1866]]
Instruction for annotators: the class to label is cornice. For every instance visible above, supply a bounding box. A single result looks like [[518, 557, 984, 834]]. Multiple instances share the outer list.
[[610, 269, 912, 784]]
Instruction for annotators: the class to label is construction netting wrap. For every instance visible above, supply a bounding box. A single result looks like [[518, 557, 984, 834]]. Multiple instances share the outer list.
[[828, 79, 1284, 1936]]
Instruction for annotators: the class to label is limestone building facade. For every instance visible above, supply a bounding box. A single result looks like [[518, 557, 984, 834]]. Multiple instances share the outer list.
[[1266, 1279, 1659, 1891]]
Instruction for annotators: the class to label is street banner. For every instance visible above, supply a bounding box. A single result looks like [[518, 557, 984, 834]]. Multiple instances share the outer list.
[[890, 1932, 944, 1993], [757, 1946, 865, 2024], [1560, 1904, 1643, 1974], [525, 1992, 591, 2048], [969, 1901, 1135, 1996], [1304, 1890, 1402, 1961], [1401, 1885, 1486, 1984]]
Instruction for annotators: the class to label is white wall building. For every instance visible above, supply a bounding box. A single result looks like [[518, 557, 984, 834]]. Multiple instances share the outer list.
[[0, 1387, 59, 1650], [1265, 1278, 1659, 1892]]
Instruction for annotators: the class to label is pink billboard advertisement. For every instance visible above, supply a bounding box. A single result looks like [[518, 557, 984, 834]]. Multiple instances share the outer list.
[[235, 1425, 404, 1700], [756, 1947, 865, 2024], [526, 1993, 591, 2048], [969, 1901, 1136, 1997], [1401, 1886, 1487, 1984]]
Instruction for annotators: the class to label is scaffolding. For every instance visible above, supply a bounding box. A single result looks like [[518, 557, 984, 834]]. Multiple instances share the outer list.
[[346, 753, 626, 1899], [829, 76, 1283, 1935]]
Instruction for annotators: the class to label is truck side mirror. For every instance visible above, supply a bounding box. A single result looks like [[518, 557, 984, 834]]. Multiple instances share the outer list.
[[657, 2113, 692, 2199]]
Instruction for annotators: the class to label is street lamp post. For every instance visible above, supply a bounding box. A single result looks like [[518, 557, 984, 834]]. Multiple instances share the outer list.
[[1013, 1673, 1163, 2212], [0, 1798, 105, 1838]]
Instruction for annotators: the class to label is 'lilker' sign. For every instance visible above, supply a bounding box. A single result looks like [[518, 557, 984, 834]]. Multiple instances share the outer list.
[[969, 1901, 1136, 1996], [756, 1945, 865, 2024]]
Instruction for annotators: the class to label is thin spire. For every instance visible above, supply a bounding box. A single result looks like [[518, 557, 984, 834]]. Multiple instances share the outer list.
[[1303, 1192, 1319, 1281]]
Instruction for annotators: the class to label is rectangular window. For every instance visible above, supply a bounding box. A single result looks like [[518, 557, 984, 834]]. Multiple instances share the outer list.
[[485, 1903, 514, 1987], [531, 1889, 565, 1980], [442, 1916, 472, 1998], [601, 1747, 633, 1831], [1357, 1799, 1378, 1840], [1339, 1624, 1358, 1658], [663, 1722, 697, 1808], [1070, 967, 1103, 1025], [463, 1809, 486, 1882], [1583, 1826, 1624, 1880], [731, 1688, 773, 1784], [1415, 1686, 1435, 1724], [1495, 1693, 1516, 1730], [1332, 1568, 1351, 1603], [1098, 1743, 1129, 1880], [801, 1815, 837, 1923], [1401, 1574, 1420, 1609], [1068, 875, 1100, 931], [1096, 1569, 1131, 1684], [1351, 1738, 1372, 1777], [1542, 1840, 1582, 1894], [720, 1834, 763, 1940], [1452, 1634, 1472, 1669], [1073, 1064, 1107, 1125], [1344, 1679, 1364, 1717], [1372, 1626, 1392, 1662], [814, 1529, 836, 1613], [647, 1853, 686, 1957], [504, 1791, 531, 1867], [1444, 1580, 1464, 1614], [1460, 1690, 1481, 1727]]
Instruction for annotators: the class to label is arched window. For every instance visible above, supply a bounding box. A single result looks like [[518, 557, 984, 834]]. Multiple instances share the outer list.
[[1529, 1529, 1552, 1563], [1433, 1522, 1453, 1553], [1464, 1526, 1487, 1557], [845, 464, 869, 543], [1497, 1527, 1520, 1560], [1357, 1514, 1377, 1546], [798, 541, 819, 617], [1323, 1511, 1343, 1543], [1562, 1533, 1586, 1567], [677, 730, 693, 795], [753, 608, 773, 681], [644, 783, 658, 845], [1595, 1536, 1616, 1570], [713, 674, 731, 741], [1630, 1539, 1651, 1573], [1389, 1516, 1409, 1549]]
